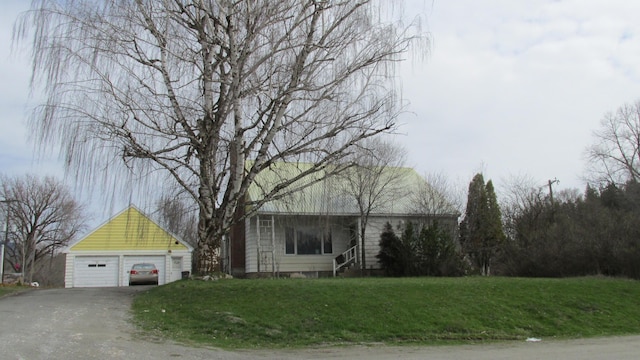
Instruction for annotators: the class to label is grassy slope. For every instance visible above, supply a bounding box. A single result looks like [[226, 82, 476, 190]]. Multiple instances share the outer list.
[[0, 286, 27, 297], [132, 277, 640, 349]]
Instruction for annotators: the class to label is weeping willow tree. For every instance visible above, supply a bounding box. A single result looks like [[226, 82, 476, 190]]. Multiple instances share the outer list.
[[15, 0, 427, 273]]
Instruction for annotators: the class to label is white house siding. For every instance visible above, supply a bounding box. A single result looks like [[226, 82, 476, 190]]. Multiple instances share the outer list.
[[245, 215, 352, 275], [362, 217, 394, 270], [64, 254, 74, 287], [241, 213, 459, 275], [244, 216, 258, 273]]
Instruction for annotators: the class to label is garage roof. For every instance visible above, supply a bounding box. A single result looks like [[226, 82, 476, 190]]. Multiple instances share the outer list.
[[65, 206, 193, 252]]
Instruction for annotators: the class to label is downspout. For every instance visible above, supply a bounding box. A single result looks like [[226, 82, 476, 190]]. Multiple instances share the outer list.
[[256, 215, 261, 273], [0, 243, 4, 284], [271, 215, 276, 277], [357, 216, 363, 270]]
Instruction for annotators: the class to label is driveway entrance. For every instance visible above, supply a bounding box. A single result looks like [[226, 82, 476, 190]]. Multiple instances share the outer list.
[[0, 287, 228, 359]]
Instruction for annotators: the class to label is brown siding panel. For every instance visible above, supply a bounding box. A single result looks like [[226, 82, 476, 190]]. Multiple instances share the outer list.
[[230, 203, 246, 277]]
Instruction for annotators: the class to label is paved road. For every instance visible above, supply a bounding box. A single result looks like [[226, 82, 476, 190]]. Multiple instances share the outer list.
[[1, 287, 640, 359]]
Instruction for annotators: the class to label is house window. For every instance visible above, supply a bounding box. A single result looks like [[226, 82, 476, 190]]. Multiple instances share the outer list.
[[259, 218, 273, 243], [285, 227, 332, 255]]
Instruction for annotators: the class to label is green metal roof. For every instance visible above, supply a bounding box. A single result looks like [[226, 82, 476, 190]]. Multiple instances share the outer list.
[[247, 162, 458, 217]]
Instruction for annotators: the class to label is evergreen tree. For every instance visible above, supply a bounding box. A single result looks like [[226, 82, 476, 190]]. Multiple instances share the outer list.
[[377, 221, 464, 277], [376, 222, 405, 276], [417, 222, 459, 276], [399, 221, 419, 276], [460, 174, 486, 271], [482, 180, 506, 274], [460, 174, 505, 275]]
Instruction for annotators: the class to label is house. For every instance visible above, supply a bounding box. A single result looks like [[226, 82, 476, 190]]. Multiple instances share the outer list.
[[64, 206, 193, 288], [223, 163, 459, 278]]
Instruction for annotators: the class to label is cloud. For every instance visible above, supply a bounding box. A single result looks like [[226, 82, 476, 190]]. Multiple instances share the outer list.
[[397, 0, 640, 192], [0, 1, 62, 179]]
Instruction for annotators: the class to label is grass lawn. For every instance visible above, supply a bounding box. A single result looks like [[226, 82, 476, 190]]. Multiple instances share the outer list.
[[132, 276, 640, 349], [0, 285, 28, 297]]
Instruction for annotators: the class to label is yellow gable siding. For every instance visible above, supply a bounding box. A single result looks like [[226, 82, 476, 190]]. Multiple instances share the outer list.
[[71, 207, 188, 251]]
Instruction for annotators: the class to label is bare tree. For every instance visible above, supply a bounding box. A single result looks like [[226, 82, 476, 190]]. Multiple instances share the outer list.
[[341, 138, 407, 270], [154, 191, 198, 248], [412, 172, 463, 216], [586, 100, 640, 186], [499, 175, 544, 242], [16, 1, 426, 273], [0, 175, 86, 283]]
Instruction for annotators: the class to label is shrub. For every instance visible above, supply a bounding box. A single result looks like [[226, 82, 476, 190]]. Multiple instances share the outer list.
[[377, 221, 465, 277]]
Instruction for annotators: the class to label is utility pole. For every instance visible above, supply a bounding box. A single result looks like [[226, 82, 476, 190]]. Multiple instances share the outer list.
[[548, 178, 559, 205], [547, 178, 559, 222], [0, 239, 4, 284]]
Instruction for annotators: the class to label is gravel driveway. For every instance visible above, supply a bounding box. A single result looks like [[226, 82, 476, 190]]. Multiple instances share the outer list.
[[1, 287, 640, 360]]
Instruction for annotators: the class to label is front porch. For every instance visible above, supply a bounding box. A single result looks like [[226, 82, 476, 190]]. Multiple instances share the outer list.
[[233, 214, 366, 277]]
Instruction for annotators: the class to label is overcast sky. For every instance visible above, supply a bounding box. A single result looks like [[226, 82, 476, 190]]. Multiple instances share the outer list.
[[399, 0, 640, 194], [3, 0, 640, 212]]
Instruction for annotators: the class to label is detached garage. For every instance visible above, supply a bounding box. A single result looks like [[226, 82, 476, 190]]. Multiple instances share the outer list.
[[64, 206, 193, 288]]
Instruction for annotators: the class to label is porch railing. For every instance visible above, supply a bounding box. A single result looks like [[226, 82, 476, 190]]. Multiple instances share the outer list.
[[333, 244, 358, 277]]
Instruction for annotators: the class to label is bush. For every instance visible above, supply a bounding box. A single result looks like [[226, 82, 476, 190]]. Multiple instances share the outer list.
[[376, 222, 410, 276], [376, 221, 465, 277]]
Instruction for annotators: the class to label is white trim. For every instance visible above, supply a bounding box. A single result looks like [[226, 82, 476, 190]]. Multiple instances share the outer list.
[[68, 250, 191, 256]]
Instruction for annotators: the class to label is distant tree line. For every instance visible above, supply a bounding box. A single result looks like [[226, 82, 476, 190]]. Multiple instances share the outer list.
[[496, 181, 640, 278], [494, 99, 640, 279], [378, 174, 640, 279]]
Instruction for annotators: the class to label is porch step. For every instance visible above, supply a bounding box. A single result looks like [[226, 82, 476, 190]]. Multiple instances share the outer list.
[[338, 266, 361, 278]]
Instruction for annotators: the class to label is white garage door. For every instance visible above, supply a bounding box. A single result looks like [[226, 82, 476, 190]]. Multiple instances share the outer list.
[[74, 256, 119, 287], [123, 256, 166, 286]]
